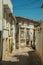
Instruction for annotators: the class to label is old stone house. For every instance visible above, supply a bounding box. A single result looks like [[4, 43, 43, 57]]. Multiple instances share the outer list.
[[16, 17, 39, 49]]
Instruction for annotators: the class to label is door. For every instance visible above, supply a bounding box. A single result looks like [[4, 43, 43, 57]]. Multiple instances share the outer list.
[[0, 31, 2, 60]]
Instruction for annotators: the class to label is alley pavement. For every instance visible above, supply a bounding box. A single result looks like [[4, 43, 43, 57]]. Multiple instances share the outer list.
[[0, 47, 43, 65]]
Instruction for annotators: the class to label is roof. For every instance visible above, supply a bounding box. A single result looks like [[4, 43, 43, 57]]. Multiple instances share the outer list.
[[16, 16, 40, 26]]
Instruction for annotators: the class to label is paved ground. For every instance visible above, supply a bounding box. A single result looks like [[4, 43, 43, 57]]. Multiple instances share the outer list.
[[0, 47, 43, 65]]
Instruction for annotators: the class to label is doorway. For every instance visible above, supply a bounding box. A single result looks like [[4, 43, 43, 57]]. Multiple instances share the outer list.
[[0, 31, 2, 60]]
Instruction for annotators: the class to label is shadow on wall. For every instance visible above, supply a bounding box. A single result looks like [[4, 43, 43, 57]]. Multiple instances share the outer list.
[[0, 61, 19, 65], [0, 51, 42, 65]]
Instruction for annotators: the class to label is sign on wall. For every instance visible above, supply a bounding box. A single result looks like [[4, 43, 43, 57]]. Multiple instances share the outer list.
[[3, 29, 9, 38]]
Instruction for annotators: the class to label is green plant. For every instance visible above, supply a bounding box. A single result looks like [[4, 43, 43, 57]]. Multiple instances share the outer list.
[[11, 42, 14, 52]]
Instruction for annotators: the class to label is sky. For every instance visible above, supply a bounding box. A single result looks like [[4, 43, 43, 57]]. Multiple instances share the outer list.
[[11, 0, 42, 21]]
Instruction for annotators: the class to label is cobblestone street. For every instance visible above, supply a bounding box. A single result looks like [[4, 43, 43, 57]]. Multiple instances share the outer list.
[[0, 47, 43, 65]]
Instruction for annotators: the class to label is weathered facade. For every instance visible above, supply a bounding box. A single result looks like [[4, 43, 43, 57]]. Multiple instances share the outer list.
[[16, 17, 39, 49], [0, 0, 16, 60]]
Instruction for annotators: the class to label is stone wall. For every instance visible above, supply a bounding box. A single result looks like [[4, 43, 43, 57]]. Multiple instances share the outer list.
[[35, 31, 42, 55], [35, 21, 43, 62]]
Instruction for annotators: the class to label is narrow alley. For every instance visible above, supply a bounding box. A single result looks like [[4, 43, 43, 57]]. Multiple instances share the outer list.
[[0, 47, 43, 65], [0, 0, 43, 65]]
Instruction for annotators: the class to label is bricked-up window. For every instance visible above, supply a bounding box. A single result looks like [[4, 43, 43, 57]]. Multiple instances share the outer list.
[[3, 8, 7, 28], [3, 8, 9, 21], [3, 8, 6, 19], [3, 8, 10, 29]]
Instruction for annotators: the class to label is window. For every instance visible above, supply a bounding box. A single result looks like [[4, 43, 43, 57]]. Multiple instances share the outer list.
[[20, 28, 24, 38]]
